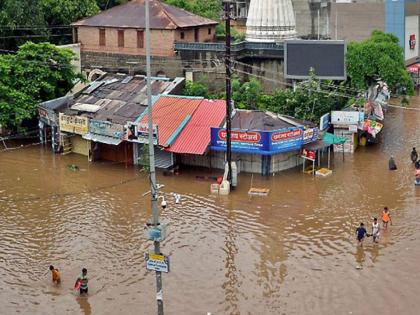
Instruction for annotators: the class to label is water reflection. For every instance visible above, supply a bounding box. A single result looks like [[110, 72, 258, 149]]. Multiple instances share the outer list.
[[76, 296, 91, 315]]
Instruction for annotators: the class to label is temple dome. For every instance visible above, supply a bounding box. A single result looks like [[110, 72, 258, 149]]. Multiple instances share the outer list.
[[246, 0, 297, 42]]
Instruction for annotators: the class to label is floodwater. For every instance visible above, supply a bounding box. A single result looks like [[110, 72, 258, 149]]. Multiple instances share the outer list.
[[1, 98, 420, 315]]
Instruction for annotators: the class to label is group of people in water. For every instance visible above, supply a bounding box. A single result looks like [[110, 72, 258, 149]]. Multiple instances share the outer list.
[[358, 148, 419, 245], [49, 265, 89, 295], [356, 207, 392, 246]]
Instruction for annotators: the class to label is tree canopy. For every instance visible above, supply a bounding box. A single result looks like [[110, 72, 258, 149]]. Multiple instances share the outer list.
[[347, 30, 414, 95], [164, 0, 221, 19], [0, 42, 79, 129]]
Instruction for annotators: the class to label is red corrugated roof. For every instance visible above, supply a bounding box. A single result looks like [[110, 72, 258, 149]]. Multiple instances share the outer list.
[[140, 96, 202, 146], [167, 99, 226, 155]]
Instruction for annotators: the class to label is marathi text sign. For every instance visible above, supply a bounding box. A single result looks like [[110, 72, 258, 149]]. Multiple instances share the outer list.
[[59, 113, 89, 135], [145, 252, 170, 273], [89, 120, 124, 139], [303, 127, 319, 144], [211, 126, 304, 155]]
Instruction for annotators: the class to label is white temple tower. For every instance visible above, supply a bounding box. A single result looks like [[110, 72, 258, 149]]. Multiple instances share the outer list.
[[246, 0, 297, 42]]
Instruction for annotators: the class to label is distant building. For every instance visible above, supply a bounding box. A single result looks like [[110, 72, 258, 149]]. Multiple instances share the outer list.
[[71, 0, 218, 76]]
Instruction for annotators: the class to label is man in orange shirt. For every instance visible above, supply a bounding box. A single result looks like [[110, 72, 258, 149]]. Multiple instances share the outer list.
[[49, 265, 61, 284]]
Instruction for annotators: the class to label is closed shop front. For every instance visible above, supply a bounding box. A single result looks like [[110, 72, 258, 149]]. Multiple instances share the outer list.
[[71, 135, 90, 156], [100, 142, 133, 164]]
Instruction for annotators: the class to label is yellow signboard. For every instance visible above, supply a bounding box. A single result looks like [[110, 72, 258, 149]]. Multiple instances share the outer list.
[[59, 113, 89, 135]]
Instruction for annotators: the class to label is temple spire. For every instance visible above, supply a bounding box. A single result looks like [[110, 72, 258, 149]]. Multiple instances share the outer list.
[[246, 0, 297, 42]]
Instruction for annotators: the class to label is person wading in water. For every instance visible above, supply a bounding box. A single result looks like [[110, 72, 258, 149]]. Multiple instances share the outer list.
[[381, 207, 392, 229], [411, 147, 418, 164], [49, 265, 61, 284], [74, 268, 89, 295]]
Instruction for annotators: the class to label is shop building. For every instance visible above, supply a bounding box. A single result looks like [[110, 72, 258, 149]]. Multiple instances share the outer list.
[[39, 73, 184, 164]]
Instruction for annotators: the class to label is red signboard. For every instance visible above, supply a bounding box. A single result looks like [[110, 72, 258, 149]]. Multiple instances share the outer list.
[[218, 130, 261, 143], [409, 34, 416, 50], [271, 129, 303, 142], [302, 148, 316, 161]]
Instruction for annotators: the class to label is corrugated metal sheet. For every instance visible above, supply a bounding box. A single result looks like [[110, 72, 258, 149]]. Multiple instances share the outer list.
[[167, 99, 226, 155], [140, 96, 202, 147], [72, 0, 217, 29], [64, 73, 184, 124]]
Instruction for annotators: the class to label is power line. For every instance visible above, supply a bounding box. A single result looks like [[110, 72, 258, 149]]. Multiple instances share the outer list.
[[0, 34, 72, 39]]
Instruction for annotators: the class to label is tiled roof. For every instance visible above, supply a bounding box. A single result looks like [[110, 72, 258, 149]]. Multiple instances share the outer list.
[[167, 99, 226, 155], [140, 96, 203, 147], [72, 0, 217, 29]]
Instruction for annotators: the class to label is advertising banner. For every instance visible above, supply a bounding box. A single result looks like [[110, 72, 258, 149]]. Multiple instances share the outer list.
[[59, 113, 89, 135], [89, 120, 124, 139], [303, 127, 319, 144], [211, 126, 304, 155], [125, 122, 158, 145]]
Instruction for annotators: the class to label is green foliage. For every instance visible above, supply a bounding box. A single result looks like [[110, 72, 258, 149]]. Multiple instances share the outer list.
[[95, 0, 128, 10], [232, 77, 262, 109], [347, 30, 414, 95], [0, 42, 79, 129], [183, 76, 210, 98], [0, 0, 100, 49], [164, 0, 221, 19], [139, 144, 150, 171]]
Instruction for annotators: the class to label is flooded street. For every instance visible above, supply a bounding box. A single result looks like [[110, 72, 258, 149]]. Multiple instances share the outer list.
[[1, 98, 420, 315]]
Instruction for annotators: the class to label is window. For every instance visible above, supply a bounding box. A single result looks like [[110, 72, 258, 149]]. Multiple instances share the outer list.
[[118, 30, 124, 47], [194, 28, 199, 42], [180, 31, 185, 40], [137, 30, 144, 48], [208, 28, 211, 35], [99, 28, 106, 46]]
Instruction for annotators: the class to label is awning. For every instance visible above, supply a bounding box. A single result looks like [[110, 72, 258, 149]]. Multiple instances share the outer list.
[[323, 132, 347, 145], [83, 133, 122, 145]]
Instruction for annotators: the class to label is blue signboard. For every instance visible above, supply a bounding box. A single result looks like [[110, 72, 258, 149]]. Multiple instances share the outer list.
[[211, 126, 304, 155]]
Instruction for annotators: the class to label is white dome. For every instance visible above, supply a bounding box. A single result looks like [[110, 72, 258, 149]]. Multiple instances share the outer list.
[[246, 0, 297, 42]]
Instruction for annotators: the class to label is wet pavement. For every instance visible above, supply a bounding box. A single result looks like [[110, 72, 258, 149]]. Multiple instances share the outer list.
[[0, 97, 419, 315]]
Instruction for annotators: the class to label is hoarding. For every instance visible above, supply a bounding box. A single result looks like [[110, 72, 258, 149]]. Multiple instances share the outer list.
[[125, 122, 158, 145], [331, 111, 364, 125], [303, 127, 319, 144], [211, 126, 304, 155], [59, 113, 89, 135], [284, 40, 346, 80], [319, 113, 331, 131], [89, 120, 124, 139]]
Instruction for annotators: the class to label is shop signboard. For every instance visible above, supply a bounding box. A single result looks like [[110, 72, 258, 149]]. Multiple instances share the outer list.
[[145, 252, 170, 273], [59, 113, 89, 135], [89, 120, 124, 139], [302, 148, 317, 161], [331, 111, 364, 125], [319, 113, 331, 131], [211, 126, 304, 155], [269, 127, 304, 152], [303, 127, 319, 144], [125, 122, 158, 145]]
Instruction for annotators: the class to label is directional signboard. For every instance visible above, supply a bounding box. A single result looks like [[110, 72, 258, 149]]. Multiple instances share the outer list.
[[145, 252, 170, 273]]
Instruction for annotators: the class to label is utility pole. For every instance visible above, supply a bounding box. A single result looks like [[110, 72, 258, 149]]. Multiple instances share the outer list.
[[224, 1, 233, 186], [145, 0, 163, 314]]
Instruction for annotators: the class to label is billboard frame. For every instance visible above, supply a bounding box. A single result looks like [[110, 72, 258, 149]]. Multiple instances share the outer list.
[[284, 39, 347, 81]]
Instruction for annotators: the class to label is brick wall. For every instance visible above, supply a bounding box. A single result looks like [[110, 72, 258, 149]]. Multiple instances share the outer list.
[[76, 25, 216, 57]]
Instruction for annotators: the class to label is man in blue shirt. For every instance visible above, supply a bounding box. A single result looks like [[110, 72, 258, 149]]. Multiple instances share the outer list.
[[356, 223, 368, 246]]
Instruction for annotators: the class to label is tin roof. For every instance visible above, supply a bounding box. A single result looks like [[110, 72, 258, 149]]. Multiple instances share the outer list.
[[65, 73, 184, 124], [167, 99, 226, 155], [232, 110, 294, 131], [72, 0, 218, 29], [140, 96, 203, 147]]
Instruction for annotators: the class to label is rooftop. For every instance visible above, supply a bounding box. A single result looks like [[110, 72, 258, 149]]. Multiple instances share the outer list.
[[65, 73, 184, 124], [72, 0, 218, 30]]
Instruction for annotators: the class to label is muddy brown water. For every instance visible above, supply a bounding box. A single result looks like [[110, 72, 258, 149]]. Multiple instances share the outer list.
[[1, 98, 420, 315]]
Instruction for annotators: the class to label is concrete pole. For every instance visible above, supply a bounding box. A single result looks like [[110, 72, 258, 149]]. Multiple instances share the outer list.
[[145, 0, 163, 314]]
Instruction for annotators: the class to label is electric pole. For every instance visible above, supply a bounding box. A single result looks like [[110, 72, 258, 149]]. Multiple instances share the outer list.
[[145, 0, 163, 314], [224, 1, 233, 186]]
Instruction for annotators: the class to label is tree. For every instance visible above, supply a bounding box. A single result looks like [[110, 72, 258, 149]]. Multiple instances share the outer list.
[[164, 0, 221, 19], [232, 77, 262, 109], [183, 75, 210, 98], [42, 0, 100, 25], [346, 30, 414, 95], [0, 42, 79, 129]]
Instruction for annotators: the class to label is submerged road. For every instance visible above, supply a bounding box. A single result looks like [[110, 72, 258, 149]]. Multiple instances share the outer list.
[[0, 97, 419, 315]]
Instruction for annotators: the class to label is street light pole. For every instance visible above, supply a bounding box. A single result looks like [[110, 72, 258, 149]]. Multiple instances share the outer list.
[[145, 0, 163, 314], [224, 1, 233, 185]]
